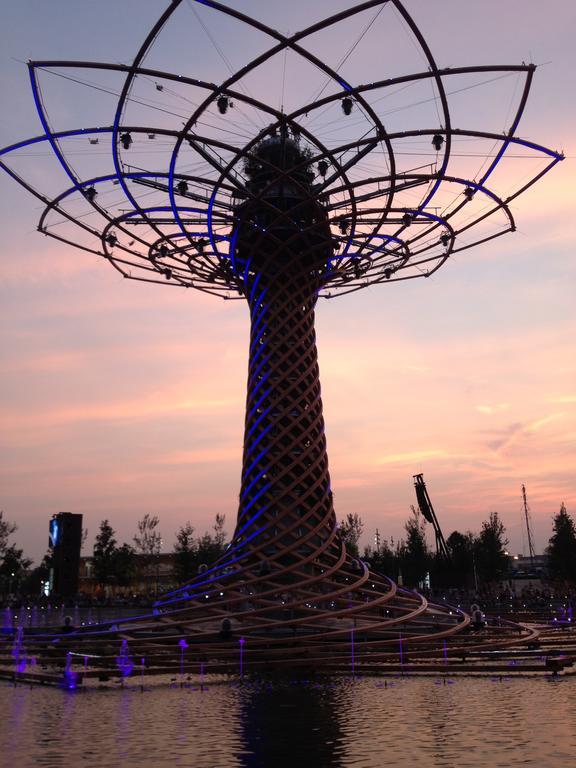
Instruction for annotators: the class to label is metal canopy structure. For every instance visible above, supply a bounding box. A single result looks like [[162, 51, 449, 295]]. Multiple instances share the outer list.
[[0, 0, 563, 676]]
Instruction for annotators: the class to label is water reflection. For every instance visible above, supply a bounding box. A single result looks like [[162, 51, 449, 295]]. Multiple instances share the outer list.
[[237, 678, 347, 767], [1, 676, 575, 767]]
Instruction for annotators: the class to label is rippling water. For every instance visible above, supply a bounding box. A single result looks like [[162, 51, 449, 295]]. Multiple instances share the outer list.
[[1, 676, 575, 767]]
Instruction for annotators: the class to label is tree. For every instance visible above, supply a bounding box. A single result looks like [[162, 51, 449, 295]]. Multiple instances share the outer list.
[[363, 538, 398, 580], [93, 519, 118, 586], [0, 511, 32, 596], [21, 553, 52, 597], [339, 513, 364, 557], [173, 522, 198, 583], [546, 503, 576, 584], [133, 514, 162, 592], [133, 514, 162, 557], [173, 514, 228, 583], [399, 507, 430, 587], [0, 544, 32, 594], [112, 544, 137, 588], [445, 530, 476, 589], [197, 514, 228, 568], [0, 510, 17, 557], [475, 512, 509, 584], [213, 513, 227, 550]]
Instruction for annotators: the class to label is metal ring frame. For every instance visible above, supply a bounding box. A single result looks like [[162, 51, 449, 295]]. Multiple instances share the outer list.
[[0, 0, 562, 299], [0, 0, 563, 677]]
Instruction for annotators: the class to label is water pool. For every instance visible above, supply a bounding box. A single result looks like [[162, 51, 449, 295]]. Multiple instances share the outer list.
[[1, 675, 574, 767]]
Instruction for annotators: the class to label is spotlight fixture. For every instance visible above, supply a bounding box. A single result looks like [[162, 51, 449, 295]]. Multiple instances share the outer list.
[[432, 133, 444, 151], [217, 95, 229, 114], [439, 232, 451, 247], [341, 96, 353, 115]]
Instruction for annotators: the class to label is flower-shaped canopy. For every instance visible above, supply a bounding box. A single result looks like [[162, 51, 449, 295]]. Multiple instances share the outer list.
[[0, 0, 563, 302]]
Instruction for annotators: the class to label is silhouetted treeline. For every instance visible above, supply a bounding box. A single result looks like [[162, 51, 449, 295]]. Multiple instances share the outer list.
[[0, 511, 229, 598], [2, 500, 576, 598], [363, 502, 576, 590], [172, 514, 227, 583]]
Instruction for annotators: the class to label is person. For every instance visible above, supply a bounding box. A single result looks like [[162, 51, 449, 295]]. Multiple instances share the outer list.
[[219, 617, 232, 640], [470, 604, 484, 631], [60, 615, 75, 634]]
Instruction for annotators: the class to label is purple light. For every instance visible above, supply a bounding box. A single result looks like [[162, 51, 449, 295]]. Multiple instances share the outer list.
[[246, 386, 273, 423], [239, 636, 245, 678], [242, 446, 269, 480], [63, 652, 78, 690], [3, 607, 13, 632], [248, 354, 270, 391], [11, 626, 26, 674], [179, 638, 188, 684], [154, 521, 268, 606], [16, 658, 27, 674], [237, 481, 272, 516], [116, 639, 134, 677], [241, 464, 272, 500], [28, 64, 79, 191]]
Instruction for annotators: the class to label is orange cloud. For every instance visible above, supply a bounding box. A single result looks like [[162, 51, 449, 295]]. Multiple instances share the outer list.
[[377, 449, 448, 465], [475, 403, 510, 415], [0, 392, 241, 431]]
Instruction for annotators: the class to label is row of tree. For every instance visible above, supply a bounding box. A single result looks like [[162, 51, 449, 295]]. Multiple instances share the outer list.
[[2, 501, 575, 595], [91, 513, 228, 588], [339, 502, 576, 589], [546, 504, 576, 583], [0, 509, 229, 595], [0, 511, 33, 593]]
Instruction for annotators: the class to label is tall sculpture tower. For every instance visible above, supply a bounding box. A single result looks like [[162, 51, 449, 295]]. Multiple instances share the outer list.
[[233, 130, 337, 567], [0, 0, 562, 666]]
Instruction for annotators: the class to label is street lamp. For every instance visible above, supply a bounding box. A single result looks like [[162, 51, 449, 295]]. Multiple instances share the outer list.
[[155, 539, 163, 596], [471, 551, 479, 593]]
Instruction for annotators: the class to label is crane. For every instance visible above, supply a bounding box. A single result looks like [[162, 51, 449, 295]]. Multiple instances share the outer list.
[[413, 474, 450, 560], [522, 484, 536, 567]]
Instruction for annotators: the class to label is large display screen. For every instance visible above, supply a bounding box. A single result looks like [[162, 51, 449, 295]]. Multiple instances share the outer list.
[[49, 517, 59, 548]]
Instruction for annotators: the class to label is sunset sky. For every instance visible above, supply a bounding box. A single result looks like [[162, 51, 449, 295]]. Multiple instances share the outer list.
[[1, 0, 574, 565]]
